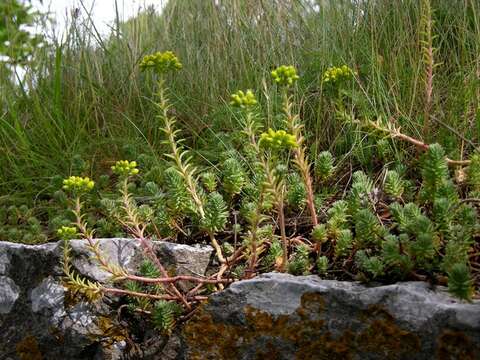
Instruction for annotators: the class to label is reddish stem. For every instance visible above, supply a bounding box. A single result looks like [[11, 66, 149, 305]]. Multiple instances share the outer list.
[[103, 287, 208, 301], [123, 274, 234, 284]]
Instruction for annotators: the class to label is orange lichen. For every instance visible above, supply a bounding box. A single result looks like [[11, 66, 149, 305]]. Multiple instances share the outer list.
[[183, 290, 480, 360], [16, 335, 43, 360], [182, 292, 428, 359], [356, 305, 420, 358], [436, 330, 477, 360], [183, 293, 327, 359]]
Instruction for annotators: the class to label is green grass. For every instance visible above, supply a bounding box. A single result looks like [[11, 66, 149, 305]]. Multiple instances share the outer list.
[[0, 0, 479, 238]]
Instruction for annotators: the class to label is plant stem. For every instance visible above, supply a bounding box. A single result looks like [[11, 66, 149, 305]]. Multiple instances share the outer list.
[[277, 195, 288, 272], [367, 119, 471, 166], [103, 287, 208, 301], [209, 231, 226, 264], [122, 182, 191, 309], [282, 92, 318, 228], [157, 78, 205, 218], [246, 193, 265, 278], [421, 0, 434, 140], [121, 274, 233, 284]]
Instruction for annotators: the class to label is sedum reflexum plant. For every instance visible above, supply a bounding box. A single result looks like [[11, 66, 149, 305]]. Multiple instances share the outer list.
[[295, 142, 477, 300], [139, 51, 183, 73], [231, 88, 297, 273], [258, 127, 297, 271], [322, 65, 355, 89], [140, 51, 238, 277], [55, 55, 478, 339], [141, 51, 205, 220], [314, 151, 335, 182], [272, 65, 319, 234], [59, 161, 232, 333]]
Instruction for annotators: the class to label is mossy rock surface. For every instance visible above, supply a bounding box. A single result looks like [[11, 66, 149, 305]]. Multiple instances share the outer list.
[[182, 273, 480, 360]]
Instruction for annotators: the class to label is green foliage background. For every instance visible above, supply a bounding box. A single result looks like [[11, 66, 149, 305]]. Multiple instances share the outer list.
[[0, 0, 479, 245]]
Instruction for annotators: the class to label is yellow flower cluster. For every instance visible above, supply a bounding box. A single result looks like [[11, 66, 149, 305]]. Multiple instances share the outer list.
[[259, 128, 297, 151], [271, 65, 299, 87], [139, 51, 182, 74], [111, 160, 139, 177], [230, 89, 257, 108], [322, 65, 355, 85], [62, 176, 94, 193], [57, 226, 77, 240]]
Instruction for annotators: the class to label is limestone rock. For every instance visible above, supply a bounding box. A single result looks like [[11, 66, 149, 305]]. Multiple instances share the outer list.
[[182, 273, 480, 360], [0, 239, 212, 359], [2, 237, 478, 360], [68, 238, 213, 283], [154, 242, 213, 278], [0, 276, 20, 314]]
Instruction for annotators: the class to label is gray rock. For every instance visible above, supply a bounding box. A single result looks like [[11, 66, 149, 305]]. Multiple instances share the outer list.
[[182, 273, 480, 360], [69, 238, 141, 282], [0, 240, 102, 359], [154, 242, 213, 291], [0, 276, 20, 314], [155, 242, 213, 277], [0, 239, 212, 359], [0, 252, 10, 275], [68, 238, 213, 283], [30, 276, 64, 313], [5, 238, 478, 360]]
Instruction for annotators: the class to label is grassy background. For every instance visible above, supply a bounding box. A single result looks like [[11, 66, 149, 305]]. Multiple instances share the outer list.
[[1, 0, 479, 236]]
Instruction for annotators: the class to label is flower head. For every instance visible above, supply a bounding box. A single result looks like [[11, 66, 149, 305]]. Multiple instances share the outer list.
[[139, 51, 182, 74], [62, 176, 95, 194], [259, 128, 297, 151], [57, 226, 77, 240], [230, 89, 257, 108], [271, 65, 299, 87], [111, 160, 139, 177], [322, 65, 355, 86]]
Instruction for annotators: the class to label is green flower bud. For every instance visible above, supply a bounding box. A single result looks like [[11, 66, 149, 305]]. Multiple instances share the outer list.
[[57, 226, 77, 240], [230, 89, 257, 108], [271, 65, 300, 87], [322, 65, 356, 86], [259, 128, 297, 151], [62, 176, 95, 194], [139, 51, 182, 74], [111, 160, 139, 177]]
